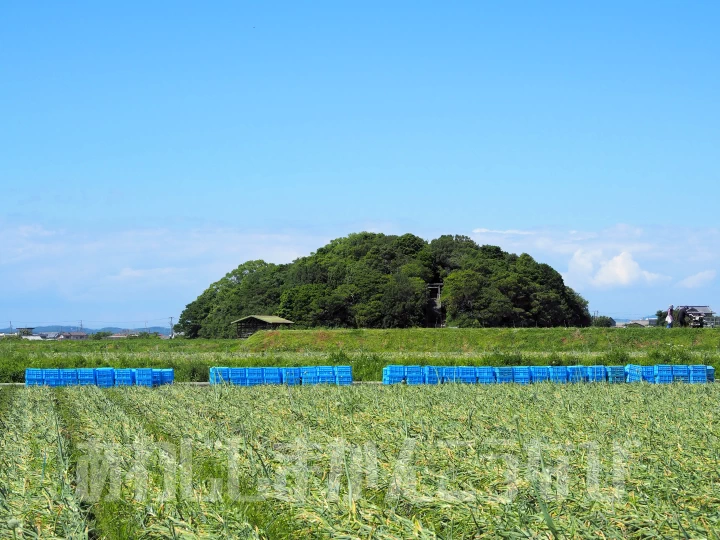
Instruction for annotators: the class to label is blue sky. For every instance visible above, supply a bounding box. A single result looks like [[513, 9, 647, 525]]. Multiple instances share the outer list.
[[1, 1, 718, 327]]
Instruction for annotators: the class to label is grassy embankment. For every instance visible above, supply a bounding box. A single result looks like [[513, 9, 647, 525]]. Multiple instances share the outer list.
[[1, 327, 718, 382]]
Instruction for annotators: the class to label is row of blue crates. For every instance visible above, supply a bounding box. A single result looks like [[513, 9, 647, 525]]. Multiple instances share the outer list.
[[209, 366, 353, 386], [382, 364, 716, 385], [25, 368, 174, 387]]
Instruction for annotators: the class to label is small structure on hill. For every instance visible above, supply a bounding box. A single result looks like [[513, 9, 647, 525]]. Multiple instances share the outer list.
[[231, 315, 294, 339], [16, 327, 35, 337]]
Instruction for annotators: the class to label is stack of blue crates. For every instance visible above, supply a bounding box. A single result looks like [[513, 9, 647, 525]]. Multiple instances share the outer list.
[[316, 366, 336, 384], [209, 367, 230, 384], [441, 367, 458, 383], [457, 367, 477, 384], [262, 368, 282, 385], [607, 366, 626, 383], [114, 368, 134, 386], [405, 365, 423, 385], [301, 367, 319, 385], [78, 368, 96, 386], [378, 363, 714, 386], [23, 367, 172, 387], [229, 367, 247, 385], [494, 367, 514, 383], [335, 366, 353, 385], [25, 368, 43, 386], [530, 366, 550, 383], [641, 365, 655, 382], [586, 365, 607, 383], [654, 365, 673, 384], [60, 369, 79, 386], [282, 367, 302, 385], [549, 366, 568, 383], [476, 367, 496, 384], [625, 364, 642, 383], [689, 365, 707, 384], [43, 369, 61, 387], [382, 365, 405, 384], [512, 367, 531, 385], [672, 365, 690, 383], [423, 366, 440, 384], [246, 368, 263, 386], [567, 366, 586, 383], [160, 369, 174, 384], [135, 368, 154, 387], [95, 368, 115, 388]]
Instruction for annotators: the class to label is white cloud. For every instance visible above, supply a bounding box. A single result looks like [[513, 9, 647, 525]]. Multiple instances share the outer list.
[[677, 270, 716, 289], [473, 228, 535, 235], [591, 252, 668, 287]]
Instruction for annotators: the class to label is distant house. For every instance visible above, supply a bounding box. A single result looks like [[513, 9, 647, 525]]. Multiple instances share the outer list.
[[68, 331, 88, 340], [230, 315, 294, 339], [40, 332, 61, 340]]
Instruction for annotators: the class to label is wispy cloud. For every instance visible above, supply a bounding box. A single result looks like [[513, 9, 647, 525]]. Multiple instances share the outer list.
[[677, 270, 716, 289], [472, 228, 536, 235]]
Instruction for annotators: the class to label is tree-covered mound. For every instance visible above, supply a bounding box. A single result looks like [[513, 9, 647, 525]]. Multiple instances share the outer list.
[[177, 233, 591, 338]]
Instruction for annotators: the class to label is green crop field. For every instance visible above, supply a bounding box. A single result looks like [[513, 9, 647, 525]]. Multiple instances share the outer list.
[[1, 383, 719, 538], [1, 328, 719, 383]]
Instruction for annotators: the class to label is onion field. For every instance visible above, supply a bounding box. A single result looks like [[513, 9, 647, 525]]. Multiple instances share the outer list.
[[1, 383, 719, 538]]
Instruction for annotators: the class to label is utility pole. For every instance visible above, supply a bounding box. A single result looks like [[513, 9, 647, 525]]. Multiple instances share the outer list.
[[80, 320, 83, 332], [169, 316, 174, 338]]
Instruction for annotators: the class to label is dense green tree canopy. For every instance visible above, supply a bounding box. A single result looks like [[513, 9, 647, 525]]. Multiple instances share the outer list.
[[177, 233, 591, 337]]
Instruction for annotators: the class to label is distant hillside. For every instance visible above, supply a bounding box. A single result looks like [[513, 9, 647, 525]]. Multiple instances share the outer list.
[[178, 232, 591, 338], [0, 326, 171, 336]]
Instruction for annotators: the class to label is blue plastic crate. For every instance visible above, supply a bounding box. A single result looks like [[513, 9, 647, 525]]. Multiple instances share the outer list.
[[512, 367, 531, 385], [301, 366, 318, 379], [455, 366, 477, 384], [672, 365, 690, 383], [654, 365, 673, 376], [404, 365, 423, 385], [209, 367, 230, 384], [77, 368, 96, 386], [263, 368, 282, 385], [707, 366, 715, 382], [530, 366, 550, 383], [625, 364, 642, 383], [159, 369, 174, 385], [494, 367, 514, 383], [43, 368, 60, 383], [281, 367, 302, 385], [315, 366, 336, 384], [641, 365, 655, 382], [549, 366, 568, 383], [655, 375, 673, 384], [60, 369, 79, 386], [150, 369, 162, 386], [114, 368, 134, 386], [134, 368, 153, 387], [334, 366, 352, 378], [689, 365, 707, 384], [606, 366, 626, 383], [383, 366, 404, 384], [25, 368, 44, 386], [423, 366, 441, 385], [441, 367, 459, 383], [228, 367, 247, 385], [95, 368, 115, 386], [567, 366, 587, 383], [475, 367, 496, 384], [586, 365, 607, 383], [336, 376, 353, 386]]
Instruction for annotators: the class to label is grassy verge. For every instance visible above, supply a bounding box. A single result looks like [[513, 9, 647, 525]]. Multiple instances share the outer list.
[[1, 328, 718, 382]]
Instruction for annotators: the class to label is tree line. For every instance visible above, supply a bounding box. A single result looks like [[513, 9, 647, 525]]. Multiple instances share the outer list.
[[177, 233, 591, 338]]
